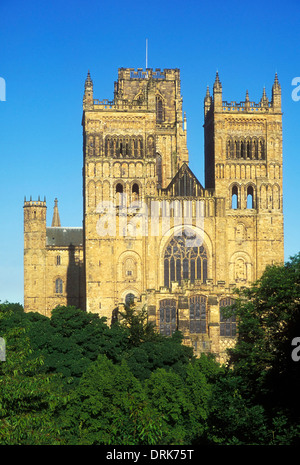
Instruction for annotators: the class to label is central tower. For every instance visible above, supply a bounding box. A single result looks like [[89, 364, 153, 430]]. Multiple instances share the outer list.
[[82, 68, 189, 318]]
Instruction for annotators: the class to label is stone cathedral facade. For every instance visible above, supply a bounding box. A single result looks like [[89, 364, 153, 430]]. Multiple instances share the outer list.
[[23, 67, 284, 361]]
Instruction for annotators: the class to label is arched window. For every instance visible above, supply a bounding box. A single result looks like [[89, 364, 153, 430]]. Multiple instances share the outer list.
[[219, 297, 236, 337], [134, 139, 138, 157], [259, 139, 265, 159], [247, 185, 254, 209], [125, 293, 135, 306], [116, 183, 123, 193], [156, 154, 162, 187], [253, 139, 258, 159], [189, 295, 207, 334], [105, 137, 110, 156], [156, 96, 164, 123], [231, 185, 238, 209], [55, 278, 63, 294], [246, 140, 251, 159], [116, 183, 124, 207], [240, 140, 245, 159], [226, 140, 231, 158], [235, 140, 239, 159], [132, 183, 139, 201], [159, 299, 177, 336], [138, 138, 143, 157], [164, 229, 208, 288], [227, 139, 234, 158]]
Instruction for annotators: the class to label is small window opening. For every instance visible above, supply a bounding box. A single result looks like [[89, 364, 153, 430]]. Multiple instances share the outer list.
[[156, 97, 164, 123], [247, 186, 254, 209], [132, 183, 139, 195], [116, 183, 123, 193], [231, 185, 238, 209]]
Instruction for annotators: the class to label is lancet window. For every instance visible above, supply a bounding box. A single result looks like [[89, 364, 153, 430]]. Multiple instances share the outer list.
[[189, 295, 207, 334], [105, 136, 144, 158], [226, 137, 266, 160], [219, 297, 236, 337], [55, 278, 63, 294], [159, 299, 177, 336]]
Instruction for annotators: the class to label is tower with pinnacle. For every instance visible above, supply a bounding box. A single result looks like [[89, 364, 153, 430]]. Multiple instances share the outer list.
[[23, 67, 284, 362], [203, 72, 284, 277]]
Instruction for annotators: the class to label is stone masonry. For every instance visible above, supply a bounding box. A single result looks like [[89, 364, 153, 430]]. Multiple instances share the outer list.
[[24, 68, 284, 362]]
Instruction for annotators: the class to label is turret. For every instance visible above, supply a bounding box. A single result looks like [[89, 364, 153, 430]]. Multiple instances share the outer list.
[[244, 90, 250, 111], [204, 86, 212, 117], [271, 73, 281, 111], [83, 70, 93, 110], [213, 72, 222, 110], [23, 197, 47, 249], [23, 197, 47, 313]]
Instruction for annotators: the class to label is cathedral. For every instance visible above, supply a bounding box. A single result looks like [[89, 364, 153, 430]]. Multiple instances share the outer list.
[[23, 67, 284, 361]]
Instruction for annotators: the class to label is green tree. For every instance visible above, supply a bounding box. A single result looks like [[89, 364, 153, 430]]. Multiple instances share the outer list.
[[144, 359, 213, 445], [124, 331, 194, 381], [225, 253, 300, 444], [0, 304, 131, 387], [205, 371, 268, 445], [0, 326, 66, 444], [118, 302, 160, 347], [60, 354, 163, 445]]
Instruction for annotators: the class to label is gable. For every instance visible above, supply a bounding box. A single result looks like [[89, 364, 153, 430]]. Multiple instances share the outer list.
[[162, 163, 205, 197]]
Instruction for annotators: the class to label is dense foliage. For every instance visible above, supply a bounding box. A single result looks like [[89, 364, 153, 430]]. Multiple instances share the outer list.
[[0, 254, 299, 445]]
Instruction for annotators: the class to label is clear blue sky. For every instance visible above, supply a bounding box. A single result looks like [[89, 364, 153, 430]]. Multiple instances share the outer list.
[[0, 0, 299, 304]]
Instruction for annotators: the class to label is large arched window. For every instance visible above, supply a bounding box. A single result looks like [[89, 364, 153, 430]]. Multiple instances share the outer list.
[[189, 295, 207, 334], [164, 229, 207, 288], [219, 297, 236, 337], [159, 299, 177, 336]]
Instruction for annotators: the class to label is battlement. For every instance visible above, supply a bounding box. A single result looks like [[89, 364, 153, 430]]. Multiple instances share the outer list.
[[205, 73, 281, 118], [118, 67, 180, 81], [93, 98, 147, 110], [222, 99, 272, 112], [24, 196, 46, 207]]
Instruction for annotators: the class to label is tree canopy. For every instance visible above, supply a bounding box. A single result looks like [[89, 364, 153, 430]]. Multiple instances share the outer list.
[[0, 254, 299, 445]]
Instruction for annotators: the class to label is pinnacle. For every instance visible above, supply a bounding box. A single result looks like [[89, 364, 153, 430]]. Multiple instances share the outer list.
[[213, 71, 222, 91], [51, 198, 61, 227], [273, 72, 281, 89], [85, 70, 93, 86]]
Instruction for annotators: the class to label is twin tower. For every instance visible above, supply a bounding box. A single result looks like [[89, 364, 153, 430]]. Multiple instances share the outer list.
[[24, 67, 284, 361]]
